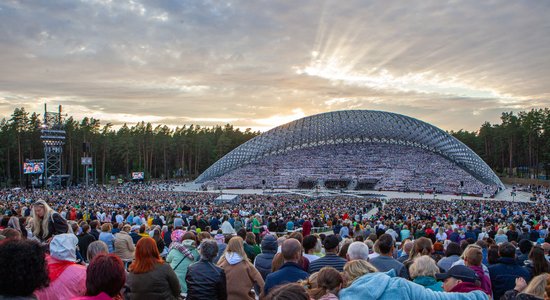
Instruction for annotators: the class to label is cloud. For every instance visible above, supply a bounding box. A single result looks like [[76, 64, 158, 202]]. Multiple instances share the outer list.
[[0, 0, 549, 131]]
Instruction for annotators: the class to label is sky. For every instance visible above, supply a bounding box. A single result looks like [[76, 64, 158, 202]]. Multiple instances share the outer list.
[[0, 0, 549, 132]]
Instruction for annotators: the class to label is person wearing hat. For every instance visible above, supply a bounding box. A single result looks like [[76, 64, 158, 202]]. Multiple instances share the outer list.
[[309, 235, 347, 273], [437, 265, 484, 294], [130, 225, 142, 244], [35, 233, 87, 300]]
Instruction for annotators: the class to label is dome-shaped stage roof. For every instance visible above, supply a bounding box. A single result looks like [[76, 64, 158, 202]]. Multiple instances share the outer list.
[[195, 110, 504, 189]]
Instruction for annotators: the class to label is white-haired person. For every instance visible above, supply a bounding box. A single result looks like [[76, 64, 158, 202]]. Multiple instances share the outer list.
[[410, 255, 443, 291], [346, 241, 370, 261], [31, 199, 69, 243]]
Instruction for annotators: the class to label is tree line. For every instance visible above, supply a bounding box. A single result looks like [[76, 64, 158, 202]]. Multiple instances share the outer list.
[[450, 108, 550, 179], [0, 107, 549, 187], [0, 107, 258, 186]]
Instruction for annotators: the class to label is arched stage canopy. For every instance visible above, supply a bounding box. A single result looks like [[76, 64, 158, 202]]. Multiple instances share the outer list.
[[196, 110, 504, 189]]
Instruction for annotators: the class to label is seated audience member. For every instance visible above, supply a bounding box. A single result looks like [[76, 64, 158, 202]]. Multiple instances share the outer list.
[[217, 236, 264, 300], [35, 233, 87, 300], [369, 234, 409, 278], [186, 239, 227, 300], [125, 237, 181, 300], [397, 240, 413, 263], [0, 239, 50, 299], [78, 224, 97, 262], [266, 283, 309, 300], [0, 227, 21, 240], [265, 239, 309, 295], [346, 241, 370, 261], [99, 223, 115, 253], [87, 240, 109, 263], [309, 235, 347, 273], [489, 242, 532, 300], [342, 259, 378, 285], [436, 265, 485, 294], [166, 231, 199, 294], [114, 224, 135, 262], [525, 246, 550, 277], [410, 255, 443, 291], [254, 234, 278, 280], [500, 273, 549, 300], [437, 242, 462, 272], [307, 267, 344, 300], [303, 235, 321, 262], [462, 245, 492, 297], [340, 265, 487, 300], [73, 253, 126, 300]]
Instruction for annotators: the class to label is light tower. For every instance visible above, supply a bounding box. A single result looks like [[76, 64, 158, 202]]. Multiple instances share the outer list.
[[41, 104, 66, 189]]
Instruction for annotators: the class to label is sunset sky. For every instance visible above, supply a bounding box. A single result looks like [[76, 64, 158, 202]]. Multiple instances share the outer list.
[[1, 0, 549, 132]]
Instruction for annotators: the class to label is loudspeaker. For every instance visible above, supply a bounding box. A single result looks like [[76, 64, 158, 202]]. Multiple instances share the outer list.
[[460, 181, 464, 187], [262, 179, 266, 185]]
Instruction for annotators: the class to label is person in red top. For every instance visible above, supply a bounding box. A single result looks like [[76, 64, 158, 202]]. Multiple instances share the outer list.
[[437, 265, 485, 294], [302, 216, 312, 237]]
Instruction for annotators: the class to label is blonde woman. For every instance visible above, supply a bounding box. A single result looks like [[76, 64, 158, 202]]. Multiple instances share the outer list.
[[501, 273, 549, 299], [217, 236, 264, 300], [342, 259, 378, 286], [409, 256, 443, 291], [31, 199, 68, 243]]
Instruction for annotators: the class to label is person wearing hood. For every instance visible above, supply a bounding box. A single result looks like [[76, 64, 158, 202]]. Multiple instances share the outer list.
[[221, 216, 236, 235], [34, 233, 87, 300], [166, 230, 199, 294], [340, 267, 487, 300], [254, 234, 278, 279], [217, 236, 264, 300]]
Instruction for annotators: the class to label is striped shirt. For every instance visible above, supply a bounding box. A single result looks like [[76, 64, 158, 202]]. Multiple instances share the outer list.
[[308, 253, 347, 273]]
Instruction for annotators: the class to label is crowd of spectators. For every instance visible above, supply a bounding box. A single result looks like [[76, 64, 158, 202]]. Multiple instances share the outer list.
[[203, 143, 498, 195], [0, 182, 549, 299]]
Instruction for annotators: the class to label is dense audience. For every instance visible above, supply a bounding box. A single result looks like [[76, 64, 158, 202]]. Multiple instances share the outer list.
[[0, 182, 549, 300]]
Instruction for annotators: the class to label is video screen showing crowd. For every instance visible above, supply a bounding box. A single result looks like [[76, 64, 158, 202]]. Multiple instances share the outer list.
[[0, 183, 549, 299]]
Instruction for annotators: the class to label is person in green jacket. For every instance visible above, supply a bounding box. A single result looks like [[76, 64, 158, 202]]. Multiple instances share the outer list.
[[166, 230, 199, 294], [410, 255, 444, 291]]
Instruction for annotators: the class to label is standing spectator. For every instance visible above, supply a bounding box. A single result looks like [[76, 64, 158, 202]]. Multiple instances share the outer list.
[[254, 234, 278, 280], [125, 237, 181, 299], [114, 224, 135, 262], [309, 235, 347, 273], [77, 223, 96, 262], [264, 239, 309, 295], [218, 236, 264, 300], [73, 254, 126, 300], [369, 234, 408, 279], [35, 234, 87, 300], [489, 242, 532, 300], [0, 239, 50, 299], [186, 239, 227, 300], [31, 199, 69, 243], [166, 231, 199, 295], [99, 223, 115, 253], [302, 216, 312, 237]]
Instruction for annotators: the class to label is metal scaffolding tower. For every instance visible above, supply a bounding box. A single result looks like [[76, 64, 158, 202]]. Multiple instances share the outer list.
[[41, 104, 66, 189]]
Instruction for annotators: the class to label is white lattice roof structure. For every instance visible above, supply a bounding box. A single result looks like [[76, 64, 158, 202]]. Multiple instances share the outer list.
[[195, 110, 504, 189]]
